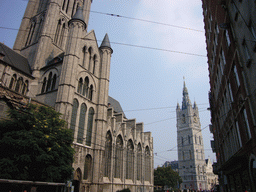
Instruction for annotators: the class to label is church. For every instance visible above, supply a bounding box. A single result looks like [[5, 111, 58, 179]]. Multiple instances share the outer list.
[[0, 0, 153, 192]]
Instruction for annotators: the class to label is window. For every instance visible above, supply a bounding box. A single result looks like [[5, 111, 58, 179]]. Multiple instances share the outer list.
[[225, 30, 231, 47], [70, 99, 79, 138], [189, 150, 192, 159], [59, 23, 65, 48], [86, 108, 94, 146], [62, 0, 66, 10], [88, 85, 93, 100], [234, 65, 240, 87], [9, 74, 17, 89], [77, 103, 87, 144], [15, 77, 23, 93], [242, 39, 251, 64], [104, 131, 112, 178], [235, 120, 242, 147], [41, 77, 47, 93], [77, 78, 83, 94], [137, 143, 142, 180], [54, 20, 61, 44], [35, 19, 43, 41], [22, 80, 29, 95], [145, 146, 151, 181], [46, 72, 52, 92], [181, 137, 183, 146], [242, 108, 251, 140], [188, 135, 190, 144], [126, 139, 134, 180], [114, 135, 123, 178], [92, 55, 96, 74], [83, 77, 89, 96], [51, 74, 57, 90], [88, 47, 92, 71], [26, 21, 36, 46], [83, 155, 92, 180]]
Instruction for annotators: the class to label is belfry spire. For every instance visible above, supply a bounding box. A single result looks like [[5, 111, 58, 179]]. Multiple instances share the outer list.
[[182, 78, 191, 109]]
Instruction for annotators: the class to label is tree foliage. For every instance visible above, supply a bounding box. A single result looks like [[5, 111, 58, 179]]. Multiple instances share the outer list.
[[154, 166, 182, 189], [0, 104, 75, 182]]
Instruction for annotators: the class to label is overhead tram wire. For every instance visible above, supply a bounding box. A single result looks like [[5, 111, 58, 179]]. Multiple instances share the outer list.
[[17, 0, 204, 33], [0, 26, 207, 57]]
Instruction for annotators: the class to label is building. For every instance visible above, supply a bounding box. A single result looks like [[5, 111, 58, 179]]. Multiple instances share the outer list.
[[202, 0, 256, 191], [176, 82, 207, 191], [0, 0, 154, 191], [162, 161, 179, 172], [205, 159, 218, 191]]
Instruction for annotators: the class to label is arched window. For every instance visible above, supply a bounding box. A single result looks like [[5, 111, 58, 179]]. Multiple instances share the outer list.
[[145, 146, 151, 182], [199, 136, 201, 145], [35, 19, 43, 41], [114, 135, 123, 178], [9, 74, 17, 89], [137, 143, 142, 181], [77, 78, 83, 94], [126, 139, 134, 180], [182, 151, 185, 160], [54, 20, 61, 44], [92, 55, 96, 74], [26, 21, 36, 46], [88, 85, 93, 100], [83, 77, 89, 96], [86, 108, 94, 146], [88, 47, 92, 71], [22, 80, 29, 95], [83, 155, 92, 180], [15, 77, 23, 93], [82, 46, 86, 67], [51, 74, 57, 90], [77, 103, 87, 144], [59, 23, 65, 47], [189, 150, 192, 160], [196, 150, 198, 159], [104, 131, 112, 178], [70, 99, 79, 138], [195, 136, 197, 144], [41, 77, 47, 93], [201, 150, 203, 160], [46, 72, 52, 92], [188, 135, 191, 144]]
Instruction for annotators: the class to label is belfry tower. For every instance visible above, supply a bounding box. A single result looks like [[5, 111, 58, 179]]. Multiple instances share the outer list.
[[176, 81, 207, 191]]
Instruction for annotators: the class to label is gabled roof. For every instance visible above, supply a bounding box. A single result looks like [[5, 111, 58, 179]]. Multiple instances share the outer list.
[[0, 43, 32, 76]]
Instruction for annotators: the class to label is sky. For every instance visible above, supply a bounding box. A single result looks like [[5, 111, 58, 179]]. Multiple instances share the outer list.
[[0, 0, 215, 167]]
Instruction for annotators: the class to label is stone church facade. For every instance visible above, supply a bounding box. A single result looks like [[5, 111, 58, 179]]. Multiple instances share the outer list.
[[176, 82, 207, 191], [0, 0, 153, 191]]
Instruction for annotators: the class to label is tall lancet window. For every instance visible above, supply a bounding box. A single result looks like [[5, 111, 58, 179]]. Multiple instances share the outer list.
[[114, 135, 123, 178], [46, 72, 52, 92], [88, 85, 93, 100], [83, 77, 89, 96], [83, 155, 92, 180], [86, 107, 94, 146], [54, 20, 61, 44], [104, 131, 112, 178], [59, 23, 66, 48], [88, 47, 92, 71], [70, 99, 79, 138], [126, 139, 134, 180], [92, 55, 97, 74], [77, 78, 83, 94], [137, 143, 142, 181], [145, 146, 151, 181], [77, 103, 87, 144], [26, 21, 36, 46], [82, 46, 86, 67]]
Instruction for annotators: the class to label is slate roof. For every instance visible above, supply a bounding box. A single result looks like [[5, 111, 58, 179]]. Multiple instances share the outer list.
[[70, 6, 86, 26], [0, 43, 32, 76], [100, 33, 113, 53], [108, 96, 125, 117]]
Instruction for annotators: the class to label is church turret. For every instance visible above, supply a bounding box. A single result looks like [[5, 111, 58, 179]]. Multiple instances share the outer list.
[[55, 4, 87, 115]]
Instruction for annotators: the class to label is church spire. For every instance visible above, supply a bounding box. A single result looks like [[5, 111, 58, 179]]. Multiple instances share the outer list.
[[182, 78, 191, 109], [69, 4, 86, 28]]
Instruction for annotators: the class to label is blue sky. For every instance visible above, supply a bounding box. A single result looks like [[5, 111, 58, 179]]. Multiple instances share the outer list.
[[0, 0, 215, 167]]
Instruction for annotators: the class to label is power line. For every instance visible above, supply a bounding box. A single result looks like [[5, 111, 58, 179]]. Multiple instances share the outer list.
[[0, 26, 207, 57]]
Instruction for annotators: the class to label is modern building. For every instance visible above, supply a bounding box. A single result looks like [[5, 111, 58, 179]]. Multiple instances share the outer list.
[[202, 0, 256, 191], [162, 160, 179, 172], [176, 82, 207, 191], [0, 0, 154, 191]]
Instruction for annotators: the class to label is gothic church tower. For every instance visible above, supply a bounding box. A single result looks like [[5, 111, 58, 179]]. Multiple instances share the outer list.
[[176, 81, 207, 191]]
